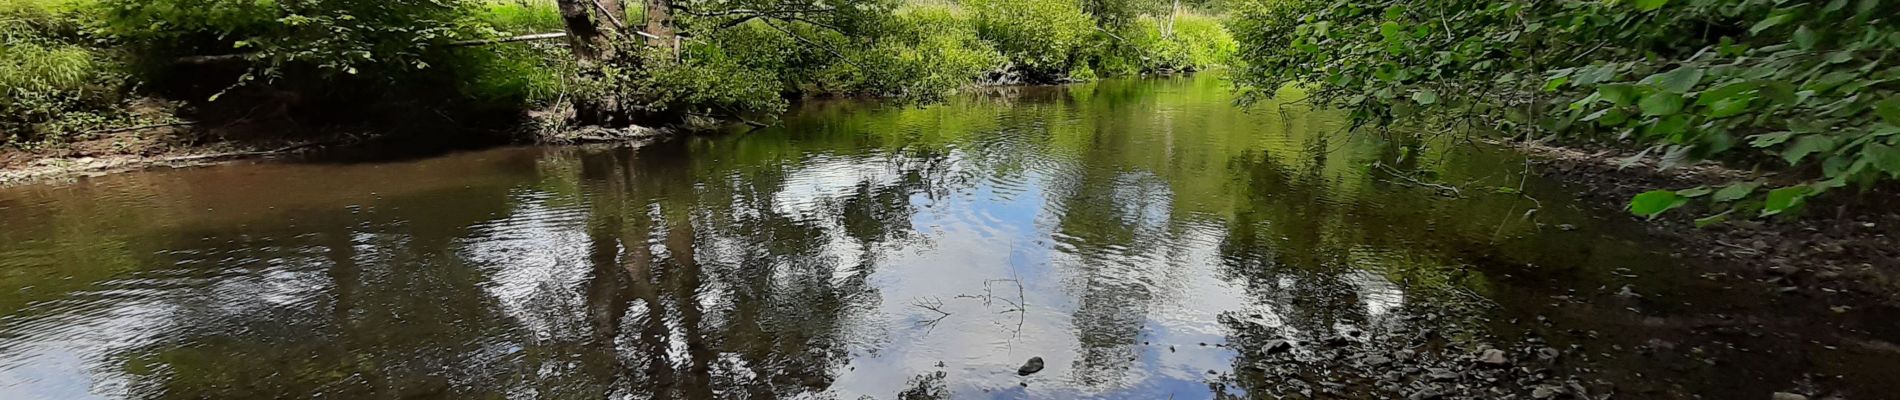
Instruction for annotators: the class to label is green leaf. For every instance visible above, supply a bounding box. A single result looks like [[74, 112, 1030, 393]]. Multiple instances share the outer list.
[[1543, 76, 1570, 92], [1384, 5, 1406, 19], [1649, 115, 1692, 140], [1780, 135, 1837, 164], [1750, 13, 1792, 35], [1749, 131, 1795, 147], [1646, 67, 1704, 94], [1633, 0, 1668, 11], [1794, 26, 1818, 49], [1876, 98, 1900, 126], [1865, 143, 1900, 176], [1412, 89, 1438, 105], [1757, 80, 1798, 105], [1761, 186, 1814, 216], [1705, 96, 1752, 118], [1712, 182, 1760, 202], [1639, 92, 1685, 116], [1380, 21, 1405, 43], [1629, 190, 1688, 218], [1697, 82, 1756, 106], [1598, 84, 1637, 106], [1599, 108, 1629, 126]]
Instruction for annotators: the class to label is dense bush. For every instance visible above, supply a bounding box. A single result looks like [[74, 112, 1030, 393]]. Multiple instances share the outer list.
[[964, 0, 1235, 82], [832, 4, 1004, 100], [1, 0, 138, 144], [98, 0, 490, 80], [1230, 0, 1900, 221], [1101, 12, 1235, 75], [967, 0, 1097, 79], [3, 0, 1240, 146]]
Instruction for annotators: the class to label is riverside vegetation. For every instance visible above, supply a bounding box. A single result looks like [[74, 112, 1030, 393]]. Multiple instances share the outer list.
[[0, 0, 1234, 145], [1228, 0, 1900, 222], [4, 0, 1896, 219]]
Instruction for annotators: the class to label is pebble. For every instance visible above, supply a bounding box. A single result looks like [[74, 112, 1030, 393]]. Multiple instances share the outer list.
[[1016, 357, 1044, 376], [1771, 393, 1808, 400], [1478, 349, 1510, 366]]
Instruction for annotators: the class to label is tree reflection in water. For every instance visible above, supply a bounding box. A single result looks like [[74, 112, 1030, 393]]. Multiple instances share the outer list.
[[1, 75, 1889, 400]]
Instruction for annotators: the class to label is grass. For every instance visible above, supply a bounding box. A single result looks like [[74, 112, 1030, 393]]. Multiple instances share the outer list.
[[2, 0, 140, 145], [477, 0, 563, 34]]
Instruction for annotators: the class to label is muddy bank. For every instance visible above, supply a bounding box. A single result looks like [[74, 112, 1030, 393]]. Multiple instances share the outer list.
[[0, 119, 678, 187], [0, 125, 341, 186], [1514, 140, 1900, 308]]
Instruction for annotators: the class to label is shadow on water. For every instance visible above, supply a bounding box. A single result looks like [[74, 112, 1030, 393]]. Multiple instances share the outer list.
[[0, 74, 1895, 399]]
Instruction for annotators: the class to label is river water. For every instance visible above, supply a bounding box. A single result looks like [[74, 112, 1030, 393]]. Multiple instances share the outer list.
[[0, 76, 1894, 399]]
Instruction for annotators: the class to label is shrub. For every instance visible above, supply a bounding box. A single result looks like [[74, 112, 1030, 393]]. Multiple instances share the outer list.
[[966, 0, 1095, 79], [832, 4, 1003, 100], [1, 0, 138, 144], [1229, 0, 1900, 220]]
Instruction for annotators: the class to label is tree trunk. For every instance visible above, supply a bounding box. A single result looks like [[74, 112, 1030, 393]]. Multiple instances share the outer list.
[[556, 0, 614, 63], [643, 0, 676, 50], [597, 0, 626, 28], [1165, 0, 1180, 38]]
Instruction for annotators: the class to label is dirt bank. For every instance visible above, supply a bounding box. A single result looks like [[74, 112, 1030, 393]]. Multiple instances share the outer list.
[[0, 118, 677, 187], [0, 124, 349, 186], [1515, 140, 1900, 308]]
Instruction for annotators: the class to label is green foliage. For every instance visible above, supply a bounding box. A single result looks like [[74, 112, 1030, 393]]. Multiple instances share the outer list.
[[1229, 0, 1900, 221], [839, 5, 1004, 100], [98, 0, 489, 78], [3, 0, 1238, 142], [1629, 190, 1688, 219], [967, 0, 1096, 77], [1, 0, 138, 144], [476, 0, 564, 34], [1090, 12, 1235, 75]]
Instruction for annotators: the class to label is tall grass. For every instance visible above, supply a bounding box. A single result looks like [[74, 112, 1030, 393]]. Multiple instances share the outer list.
[[2, 0, 137, 145], [477, 0, 563, 34]]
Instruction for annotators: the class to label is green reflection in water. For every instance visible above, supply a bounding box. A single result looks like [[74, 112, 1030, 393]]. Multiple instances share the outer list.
[[0, 74, 1880, 400]]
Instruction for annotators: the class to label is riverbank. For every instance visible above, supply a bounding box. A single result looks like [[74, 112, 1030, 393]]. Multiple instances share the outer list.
[[1, 75, 1893, 400], [0, 115, 692, 187], [1514, 139, 1900, 309]]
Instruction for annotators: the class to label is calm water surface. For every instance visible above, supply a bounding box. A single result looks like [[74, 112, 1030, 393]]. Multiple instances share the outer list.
[[1, 76, 1894, 399]]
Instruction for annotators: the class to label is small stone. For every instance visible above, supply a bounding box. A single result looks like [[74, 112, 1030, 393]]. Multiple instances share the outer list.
[[1531, 386, 1558, 399], [1478, 349, 1510, 366], [1771, 393, 1808, 400], [1537, 347, 1561, 360], [1016, 357, 1044, 376], [1265, 340, 1294, 354], [1364, 355, 1392, 366]]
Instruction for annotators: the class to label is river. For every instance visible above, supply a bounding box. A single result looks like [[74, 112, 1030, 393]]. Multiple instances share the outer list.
[[0, 75, 1894, 399]]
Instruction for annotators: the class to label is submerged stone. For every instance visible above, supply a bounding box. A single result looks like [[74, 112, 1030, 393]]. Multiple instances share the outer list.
[[1017, 356, 1044, 376]]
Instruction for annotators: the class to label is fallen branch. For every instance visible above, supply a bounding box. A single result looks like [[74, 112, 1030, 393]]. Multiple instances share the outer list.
[[1376, 162, 1464, 197], [591, 0, 626, 30], [446, 32, 568, 46], [155, 140, 336, 164], [82, 122, 196, 136], [177, 32, 570, 64]]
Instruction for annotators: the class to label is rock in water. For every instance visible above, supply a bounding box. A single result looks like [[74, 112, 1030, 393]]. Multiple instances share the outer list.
[[1771, 393, 1808, 400], [1477, 349, 1510, 366], [1017, 357, 1045, 376]]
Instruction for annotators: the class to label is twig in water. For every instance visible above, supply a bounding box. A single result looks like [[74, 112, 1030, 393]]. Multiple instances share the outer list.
[[1375, 162, 1463, 197], [911, 297, 953, 335]]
